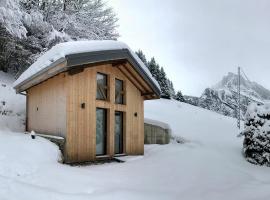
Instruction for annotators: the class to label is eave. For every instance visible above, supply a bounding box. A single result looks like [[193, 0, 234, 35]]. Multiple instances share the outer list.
[[14, 49, 161, 98]]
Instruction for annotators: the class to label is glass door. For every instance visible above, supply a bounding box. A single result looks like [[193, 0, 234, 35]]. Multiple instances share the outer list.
[[96, 108, 107, 156], [115, 111, 123, 154]]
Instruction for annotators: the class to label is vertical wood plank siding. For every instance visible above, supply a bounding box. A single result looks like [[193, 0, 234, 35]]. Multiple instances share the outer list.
[[27, 63, 146, 163], [27, 73, 66, 137]]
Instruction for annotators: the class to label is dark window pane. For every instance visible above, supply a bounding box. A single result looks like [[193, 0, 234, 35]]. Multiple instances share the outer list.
[[96, 73, 107, 100], [96, 108, 107, 155], [115, 79, 124, 104], [115, 111, 123, 154]]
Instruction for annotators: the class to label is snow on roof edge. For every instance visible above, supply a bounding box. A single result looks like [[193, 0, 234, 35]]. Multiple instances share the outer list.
[[144, 118, 171, 130], [13, 40, 160, 92]]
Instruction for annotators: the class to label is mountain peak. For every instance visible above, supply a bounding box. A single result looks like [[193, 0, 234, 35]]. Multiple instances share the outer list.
[[213, 72, 270, 102], [213, 72, 245, 91], [185, 71, 270, 119]]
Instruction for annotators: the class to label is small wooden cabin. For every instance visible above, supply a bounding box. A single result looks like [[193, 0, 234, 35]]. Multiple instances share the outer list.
[[14, 41, 160, 163]]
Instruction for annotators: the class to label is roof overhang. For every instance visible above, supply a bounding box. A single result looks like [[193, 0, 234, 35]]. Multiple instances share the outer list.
[[14, 49, 161, 97]]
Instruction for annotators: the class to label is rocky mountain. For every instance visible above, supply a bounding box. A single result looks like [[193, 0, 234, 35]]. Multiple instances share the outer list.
[[185, 72, 270, 119]]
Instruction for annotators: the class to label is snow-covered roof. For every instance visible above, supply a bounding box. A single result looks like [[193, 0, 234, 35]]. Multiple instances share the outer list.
[[13, 40, 160, 95]]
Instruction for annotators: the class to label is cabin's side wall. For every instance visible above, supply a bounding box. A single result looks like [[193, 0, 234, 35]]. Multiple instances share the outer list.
[[65, 64, 144, 163], [27, 73, 67, 137], [125, 80, 144, 155]]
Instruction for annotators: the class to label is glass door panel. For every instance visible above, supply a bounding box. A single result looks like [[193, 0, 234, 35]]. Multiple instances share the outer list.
[[115, 111, 123, 154], [96, 108, 107, 156]]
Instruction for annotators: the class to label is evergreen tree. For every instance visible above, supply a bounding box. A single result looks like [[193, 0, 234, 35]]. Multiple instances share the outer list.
[[167, 80, 176, 98], [0, 0, 119, 76], [136, 49, 183, 99], [136, 50, 147, 66], [148, 57, 160, 80], [159, 67, 171, 98], [175, 91, 185, 102]]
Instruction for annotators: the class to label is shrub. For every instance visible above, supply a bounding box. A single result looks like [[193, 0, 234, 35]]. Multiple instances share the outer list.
[[239, 103, 270, 166]]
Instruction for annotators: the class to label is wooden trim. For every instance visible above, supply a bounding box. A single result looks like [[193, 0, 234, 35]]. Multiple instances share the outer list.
[[141, 92, 155, 96], [117, 65, 145, 93], [16, 60, 67, 93], [123, 63, 148, 90], [68, 67, 84, 75], [25, 92, 28, 132]]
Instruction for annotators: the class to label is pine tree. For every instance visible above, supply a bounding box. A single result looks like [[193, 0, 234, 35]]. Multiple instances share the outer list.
[[148, 57, 160, 80], [136, 49, 183, 99], [136, 50, 148, 66], [175, 91, 185, 102], [167, 80, 176, 98], [159, 67, 171, 98]]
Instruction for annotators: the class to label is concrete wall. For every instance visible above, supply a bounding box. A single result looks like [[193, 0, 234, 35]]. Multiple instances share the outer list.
[[144, 120, 171, 144]]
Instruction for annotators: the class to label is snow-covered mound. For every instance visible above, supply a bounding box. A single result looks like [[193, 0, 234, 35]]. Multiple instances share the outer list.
[[185, 72, 270, 119], [0, 71, 25, 131], [0, 130, 61, 178]]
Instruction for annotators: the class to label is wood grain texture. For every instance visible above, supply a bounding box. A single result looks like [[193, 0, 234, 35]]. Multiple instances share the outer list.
[[27, 73, 66, 137], [27, 62, 150, 163]]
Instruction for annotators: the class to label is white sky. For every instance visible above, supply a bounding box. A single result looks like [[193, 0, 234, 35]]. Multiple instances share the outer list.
[[108, 0, 270, 96]]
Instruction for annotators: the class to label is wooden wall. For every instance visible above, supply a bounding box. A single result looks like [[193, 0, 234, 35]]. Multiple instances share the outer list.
[[27, 73, 66, 137], [65, 64, 145, 163], [27, 63, 147, 163]]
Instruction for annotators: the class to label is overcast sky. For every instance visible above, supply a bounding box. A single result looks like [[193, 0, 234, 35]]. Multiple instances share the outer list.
[[108, 0, 270, 96]]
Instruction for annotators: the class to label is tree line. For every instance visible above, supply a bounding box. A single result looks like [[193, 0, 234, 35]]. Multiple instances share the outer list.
[[0, 0, 185, 102], [136, 50, 185, 101], [0, 0, 118, 76]]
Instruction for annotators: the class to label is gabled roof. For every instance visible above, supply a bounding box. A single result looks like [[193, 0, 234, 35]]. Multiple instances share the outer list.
[[13, 40, 161, 96]]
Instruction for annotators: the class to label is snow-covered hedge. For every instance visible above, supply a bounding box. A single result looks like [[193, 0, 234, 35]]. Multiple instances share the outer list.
[[240, 103, 270, 166]]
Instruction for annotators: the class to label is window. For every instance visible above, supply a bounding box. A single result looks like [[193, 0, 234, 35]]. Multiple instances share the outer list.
[[96, 108, 107, 155], [115, 111, 123, 154], [96, 73, 108, 100], [115, 79, 124, 104]]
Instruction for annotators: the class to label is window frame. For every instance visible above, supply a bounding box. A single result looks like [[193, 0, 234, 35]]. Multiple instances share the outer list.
[[114, 111, 124, 154], [115, 78, 125, 104], [96, 107, 107, 156], [96, 72, 108, 101]]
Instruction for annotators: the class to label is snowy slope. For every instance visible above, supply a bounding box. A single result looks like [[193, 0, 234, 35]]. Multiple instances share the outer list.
[[0, 71, 25, 131], [1, 98, 270, 199]]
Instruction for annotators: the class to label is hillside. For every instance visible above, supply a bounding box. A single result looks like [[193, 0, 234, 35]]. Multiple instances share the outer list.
[[185, 72, 270, 119], [0, 71, 25, 131], [1, 78, 270, 199]]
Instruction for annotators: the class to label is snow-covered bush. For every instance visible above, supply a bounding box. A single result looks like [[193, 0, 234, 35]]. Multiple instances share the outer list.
[[239, 103, 270, 166]]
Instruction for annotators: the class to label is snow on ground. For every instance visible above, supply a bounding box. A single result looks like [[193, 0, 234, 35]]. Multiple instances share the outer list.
[[0, 71, 25, 131], [1, 92, 270, 199]]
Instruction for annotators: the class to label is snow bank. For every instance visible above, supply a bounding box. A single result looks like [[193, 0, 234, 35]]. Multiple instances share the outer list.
[[13, 40, 160, 91], [0, 130, 61, 178], [1, 98, 270, 199], [0, 71, 25, 131]]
